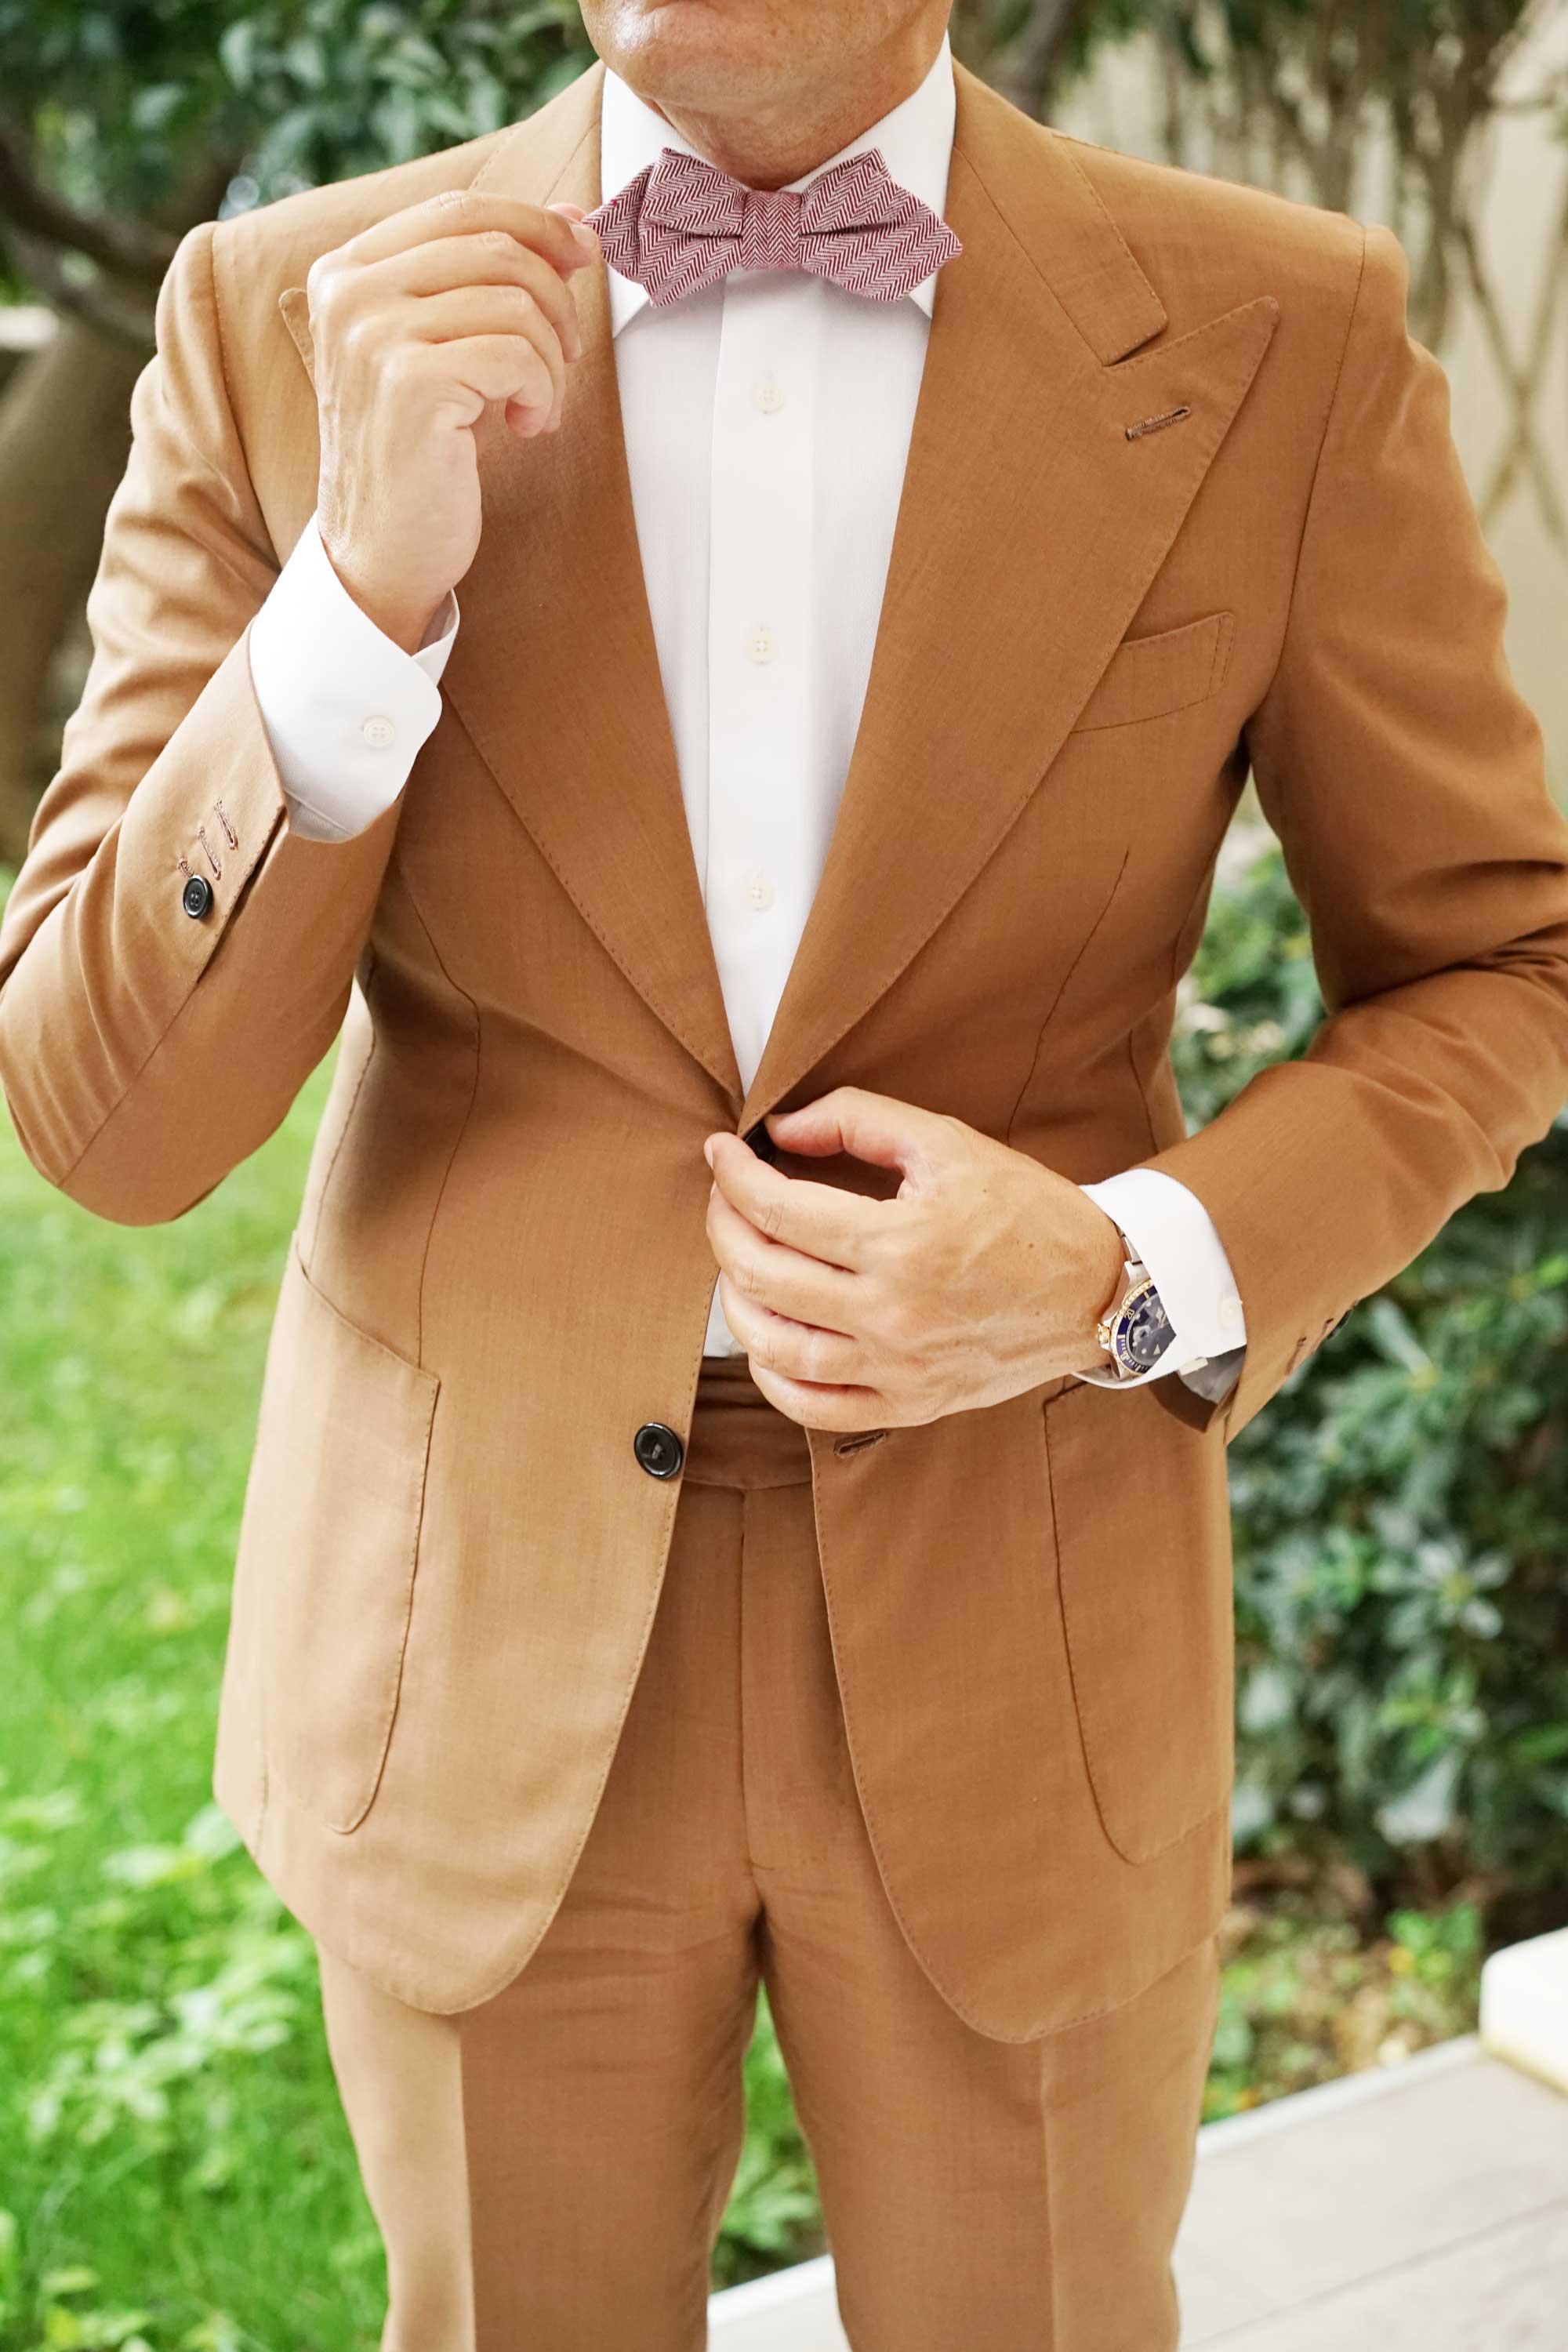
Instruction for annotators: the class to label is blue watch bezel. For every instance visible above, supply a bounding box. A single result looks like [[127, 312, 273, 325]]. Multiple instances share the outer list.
[[1107, 1272, 1175, 1377]]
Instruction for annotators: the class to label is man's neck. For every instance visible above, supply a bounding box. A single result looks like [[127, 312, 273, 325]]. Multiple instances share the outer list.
[[636, 27, 946, 190]]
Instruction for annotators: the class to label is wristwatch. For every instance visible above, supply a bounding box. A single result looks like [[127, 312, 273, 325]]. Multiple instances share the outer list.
[[1094, 1239, 1177, 1379]]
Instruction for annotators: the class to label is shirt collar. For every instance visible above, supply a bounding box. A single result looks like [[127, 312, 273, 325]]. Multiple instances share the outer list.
[[597, 31, 956, 336]]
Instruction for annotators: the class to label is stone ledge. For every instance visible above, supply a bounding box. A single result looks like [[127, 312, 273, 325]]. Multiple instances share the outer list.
[[1479, 1924, 1568, 2094]]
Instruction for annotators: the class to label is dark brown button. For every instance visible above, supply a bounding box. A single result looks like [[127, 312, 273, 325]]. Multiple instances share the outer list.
[[181, 872, 213, 920], [633, 1422, 684, 1479], [743, 1118, 779, 1164]]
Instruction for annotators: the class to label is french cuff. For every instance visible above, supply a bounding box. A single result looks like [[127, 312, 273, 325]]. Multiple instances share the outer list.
[[247, 511, 459, 843], [1077, 1165, 1248, 1393]]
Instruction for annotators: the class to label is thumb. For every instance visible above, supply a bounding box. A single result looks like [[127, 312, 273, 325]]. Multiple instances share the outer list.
[[764, 1087, 952, 1185]]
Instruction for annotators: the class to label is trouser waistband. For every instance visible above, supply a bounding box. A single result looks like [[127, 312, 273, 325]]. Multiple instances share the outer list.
[[684, 1352, 816, 1489]]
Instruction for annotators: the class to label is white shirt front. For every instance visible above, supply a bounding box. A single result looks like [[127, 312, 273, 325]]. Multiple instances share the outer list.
[[246, 34, 1247, 1388]]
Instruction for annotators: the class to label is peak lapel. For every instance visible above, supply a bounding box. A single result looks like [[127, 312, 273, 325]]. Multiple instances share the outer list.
[[738, 67, 1279, 1133], [278, 59, 745, 1112]]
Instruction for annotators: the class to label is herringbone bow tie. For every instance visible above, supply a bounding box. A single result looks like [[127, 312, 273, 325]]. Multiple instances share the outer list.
[[584, 143, 963, 310]]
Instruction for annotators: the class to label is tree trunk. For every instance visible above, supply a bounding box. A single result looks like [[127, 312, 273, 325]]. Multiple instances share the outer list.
[[0, 318, 144, 866]]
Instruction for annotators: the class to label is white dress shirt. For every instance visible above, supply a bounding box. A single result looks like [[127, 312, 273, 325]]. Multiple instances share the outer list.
[[247, 32, 1247, 1388]]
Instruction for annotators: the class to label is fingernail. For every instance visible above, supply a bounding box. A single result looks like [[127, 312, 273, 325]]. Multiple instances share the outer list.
[[703, 1139, 715, 1168], [572, 220, 601, 251]]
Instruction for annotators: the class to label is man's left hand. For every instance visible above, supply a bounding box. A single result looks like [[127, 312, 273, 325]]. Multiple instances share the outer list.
[[703, 1086, 1126, 1432]]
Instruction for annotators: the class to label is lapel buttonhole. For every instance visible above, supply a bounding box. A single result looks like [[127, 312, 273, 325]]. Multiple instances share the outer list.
[[1125, 404, 1193, 442]]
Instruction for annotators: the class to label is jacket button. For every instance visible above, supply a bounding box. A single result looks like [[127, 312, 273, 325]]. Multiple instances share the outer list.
[[181, 872, 213, 920], [742, 1118, 779, 1164], [633, 1421, 684, 1480]]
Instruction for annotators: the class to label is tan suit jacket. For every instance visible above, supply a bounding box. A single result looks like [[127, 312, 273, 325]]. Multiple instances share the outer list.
[[3, 57, 1566, 2040]]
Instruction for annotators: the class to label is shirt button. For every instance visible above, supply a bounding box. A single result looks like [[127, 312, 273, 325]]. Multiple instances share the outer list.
[[743, 869, 774, 910], [361, 713, 397, 749], [751, 378, 786, 413], [1218, 1294, 1244, 1329], [747, 629, 777, 665]]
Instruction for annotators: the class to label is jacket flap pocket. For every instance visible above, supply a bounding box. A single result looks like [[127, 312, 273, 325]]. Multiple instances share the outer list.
[[1072, 610, 1235, 733], [244, 1232, 441, 1835], [1044, 1374, 1234, 1862]]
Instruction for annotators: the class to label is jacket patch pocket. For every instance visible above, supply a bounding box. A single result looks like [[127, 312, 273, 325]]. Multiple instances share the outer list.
[[1070, 611, 1235, 733], [244, 1231, 440, 1835], [1042, 1375, 1234, 1863]]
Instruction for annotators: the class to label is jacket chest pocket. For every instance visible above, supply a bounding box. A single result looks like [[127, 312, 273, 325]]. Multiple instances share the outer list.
[[1070, 610, 1236, 733], [1042, 1375, 1235, 1862], [241, 1232, 441, 1834]]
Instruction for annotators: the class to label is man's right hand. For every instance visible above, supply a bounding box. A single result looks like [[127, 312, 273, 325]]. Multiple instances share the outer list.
[[307, 188, 603, 653]]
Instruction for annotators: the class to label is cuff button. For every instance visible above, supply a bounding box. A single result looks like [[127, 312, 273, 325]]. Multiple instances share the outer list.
[[361, 713, 397, 749], [181, 872, 213, 920]]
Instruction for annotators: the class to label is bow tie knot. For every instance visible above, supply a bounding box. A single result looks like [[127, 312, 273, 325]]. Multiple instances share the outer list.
[[736, 184, 802, 274], [586, 144, 963, 310]]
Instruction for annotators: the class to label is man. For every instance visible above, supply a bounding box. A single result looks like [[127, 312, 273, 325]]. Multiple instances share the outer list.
[[2, 0, 1566, 2342]]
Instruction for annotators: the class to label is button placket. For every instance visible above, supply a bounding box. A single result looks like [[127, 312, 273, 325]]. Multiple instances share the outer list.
[[706, 272, 824, 1091]]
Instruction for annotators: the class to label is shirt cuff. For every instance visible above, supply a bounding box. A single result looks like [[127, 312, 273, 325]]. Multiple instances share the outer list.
[[247, 512, 459, 843], [1076, 1166, 1248, 1394]]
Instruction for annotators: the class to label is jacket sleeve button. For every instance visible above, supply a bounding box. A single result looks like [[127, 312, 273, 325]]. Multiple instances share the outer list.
[[633, 1422, 684, 1479], [181, 872, 213, 919]]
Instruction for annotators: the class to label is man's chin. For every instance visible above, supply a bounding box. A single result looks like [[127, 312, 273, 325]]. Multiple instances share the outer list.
[[593, 0, 793, 103]]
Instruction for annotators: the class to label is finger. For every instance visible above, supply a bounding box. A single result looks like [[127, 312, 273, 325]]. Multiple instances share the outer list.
[[716, 1276, 866, 1388], [706, 1185, 862, 1330], [370, 232, 583, 361], [398, 285, 568, 414], [401, 331, 558, 421], [340, 187, 600, 276], [744, 1355, 890, 1435], [704, 1131, 880, 1270], [764, 1086, 955, 1181]]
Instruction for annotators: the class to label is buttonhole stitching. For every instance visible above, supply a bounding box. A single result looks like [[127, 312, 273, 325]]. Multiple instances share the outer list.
[[1126, 404, 1192, 441]]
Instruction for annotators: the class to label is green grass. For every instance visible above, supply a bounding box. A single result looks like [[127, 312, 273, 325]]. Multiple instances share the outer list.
[[0, 1055, 390, 2350], [0, 1019, 1479, 2351]]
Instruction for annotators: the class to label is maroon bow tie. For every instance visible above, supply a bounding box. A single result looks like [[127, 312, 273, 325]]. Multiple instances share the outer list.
[[584, 143, 963, 310]]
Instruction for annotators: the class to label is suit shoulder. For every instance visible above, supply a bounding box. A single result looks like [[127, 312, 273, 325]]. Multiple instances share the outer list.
[[1047, 129, 1368, 333]]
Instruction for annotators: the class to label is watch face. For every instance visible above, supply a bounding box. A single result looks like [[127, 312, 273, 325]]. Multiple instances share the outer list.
[[1119, 1285, 1174, 1372]]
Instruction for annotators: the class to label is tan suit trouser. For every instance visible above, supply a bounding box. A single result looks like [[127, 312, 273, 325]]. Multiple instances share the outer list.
[[314, 1356, 1221, 2351]]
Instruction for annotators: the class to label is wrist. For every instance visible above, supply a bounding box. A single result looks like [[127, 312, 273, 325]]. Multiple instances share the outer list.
[[318, 526, 444, 658], [1080, 1209, 1126, 1369]]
